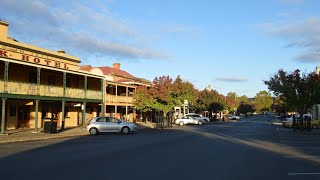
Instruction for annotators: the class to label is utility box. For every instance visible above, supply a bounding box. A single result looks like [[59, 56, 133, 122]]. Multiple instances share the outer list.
[[43, 119, 57, 134]]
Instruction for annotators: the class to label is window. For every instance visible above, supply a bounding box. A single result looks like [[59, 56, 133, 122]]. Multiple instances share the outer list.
[[109, 117, 119, 123], [97, 117, 107, 122]]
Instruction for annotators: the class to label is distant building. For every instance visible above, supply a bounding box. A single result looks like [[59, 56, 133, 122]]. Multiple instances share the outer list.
[[80, 63, 150, 122]]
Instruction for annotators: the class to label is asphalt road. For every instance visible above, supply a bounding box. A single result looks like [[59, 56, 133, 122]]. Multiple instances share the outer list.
[[0, 115, 320, 180]]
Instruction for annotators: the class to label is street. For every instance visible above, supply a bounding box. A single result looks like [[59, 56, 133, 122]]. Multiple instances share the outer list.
[[0, 115, 320, 180]]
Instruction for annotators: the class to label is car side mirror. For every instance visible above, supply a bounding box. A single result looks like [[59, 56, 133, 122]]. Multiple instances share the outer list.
[[118, 121, 122, 124]]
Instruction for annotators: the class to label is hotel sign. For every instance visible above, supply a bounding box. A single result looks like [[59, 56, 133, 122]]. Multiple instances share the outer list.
[[0, 45, 78, 71]]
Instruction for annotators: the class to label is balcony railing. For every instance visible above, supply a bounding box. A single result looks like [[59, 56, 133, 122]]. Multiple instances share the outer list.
[[106, 94, 134, 104], [65, 87, 84, 99], [0, 80, 102, 100], [87, 89, 103, 100]]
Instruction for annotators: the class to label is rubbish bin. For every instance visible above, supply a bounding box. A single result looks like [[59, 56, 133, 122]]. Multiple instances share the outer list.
[[43, 119, 57, 134]]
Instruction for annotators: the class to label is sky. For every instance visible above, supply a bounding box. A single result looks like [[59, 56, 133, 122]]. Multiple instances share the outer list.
[[1, 0, 320, 98]]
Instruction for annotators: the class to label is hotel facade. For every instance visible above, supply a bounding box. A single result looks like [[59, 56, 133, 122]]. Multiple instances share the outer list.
[[0, 20, 149, 134]]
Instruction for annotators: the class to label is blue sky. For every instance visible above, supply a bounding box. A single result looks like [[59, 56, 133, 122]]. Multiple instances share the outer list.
[[1, 0, 320, 97]]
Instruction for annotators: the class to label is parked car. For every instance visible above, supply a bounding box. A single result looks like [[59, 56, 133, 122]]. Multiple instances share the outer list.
[[86, 116, 137, 135], [228, 115, 240, 120], [282, 118, 320, 129], [175, 116, 204, 126], [285, 114, 300, 122], [185, 113, 210, 123]]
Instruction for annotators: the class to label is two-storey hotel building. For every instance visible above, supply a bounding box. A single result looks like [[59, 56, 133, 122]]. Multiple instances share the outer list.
[[0, 20, 148, 134]]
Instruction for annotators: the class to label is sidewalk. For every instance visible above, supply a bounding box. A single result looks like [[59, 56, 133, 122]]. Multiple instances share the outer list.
[[0, 123, 156, 144], [0, 127, 89, 144]]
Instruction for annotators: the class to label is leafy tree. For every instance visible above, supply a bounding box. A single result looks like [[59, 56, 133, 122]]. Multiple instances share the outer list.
[[172, 76, 198, 106], [264, 69, 320, 115], [134, 86, 154, 112], [149, 76, 176, 117], [195, 88, 225, 113], [209, 102, 226, 113], [237, 102, 255, 116], [238, 95, 250, 104], [227, 92, 239, 110], [254, 91, 273, 112], [271, 97, 288, 114]]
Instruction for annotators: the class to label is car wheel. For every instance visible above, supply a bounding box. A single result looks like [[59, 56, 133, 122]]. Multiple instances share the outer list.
[[179, 121, 184, 126], [198, 121, 203, 125], [121, 126, 130, 134], [89, 128, 98, 135], [312, 124, 317, 129]]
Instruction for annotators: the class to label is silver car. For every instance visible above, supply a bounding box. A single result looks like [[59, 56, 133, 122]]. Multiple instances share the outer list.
[[175, 116, 204, 126], [86, 116, 137, 135]]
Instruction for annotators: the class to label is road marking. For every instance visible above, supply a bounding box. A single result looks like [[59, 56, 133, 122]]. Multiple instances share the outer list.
[[288, 172, 320, 176], [281, 146, 320, 149], [285, 155, 320, 158]]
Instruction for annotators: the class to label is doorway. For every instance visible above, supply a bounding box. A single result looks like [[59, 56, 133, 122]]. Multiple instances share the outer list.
[[18, 106, 30, 128]]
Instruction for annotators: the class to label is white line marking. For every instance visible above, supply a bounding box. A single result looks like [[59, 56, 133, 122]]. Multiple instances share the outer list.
[[285, 155, 320, 158], [281, 146, 320, 149], [288, 173, 320, 176]]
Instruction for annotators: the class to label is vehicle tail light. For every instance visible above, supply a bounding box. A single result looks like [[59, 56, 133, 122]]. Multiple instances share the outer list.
[[86, 122, 90, 126]]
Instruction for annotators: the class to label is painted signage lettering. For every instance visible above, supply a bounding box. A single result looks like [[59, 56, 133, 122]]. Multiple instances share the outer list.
[[0, 50, 8, 57], [22, 55, 29, 61], [0, 46, 72, 70]]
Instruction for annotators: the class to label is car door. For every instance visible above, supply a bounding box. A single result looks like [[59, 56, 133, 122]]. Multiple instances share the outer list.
[[108, 117, 122, 132], [96, 117, 108, 132]]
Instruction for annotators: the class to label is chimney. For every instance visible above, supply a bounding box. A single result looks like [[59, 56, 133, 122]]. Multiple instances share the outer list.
[[0, 20, 9, 41], [113, 63, 120, 70]]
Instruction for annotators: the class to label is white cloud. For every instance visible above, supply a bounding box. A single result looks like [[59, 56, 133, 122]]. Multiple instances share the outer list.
[[0, 0, 169, 61], [216, 77, 248, 82], [262, 17, 320, 63]]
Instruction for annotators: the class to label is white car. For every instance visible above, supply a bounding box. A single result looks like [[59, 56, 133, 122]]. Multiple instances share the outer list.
[[175, 116, 204, 126], [229, 115, 240, 120], [185, 113, 210, 123]]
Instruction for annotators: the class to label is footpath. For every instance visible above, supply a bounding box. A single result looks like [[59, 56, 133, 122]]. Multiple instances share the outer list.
[[0, 121, 157, 144]]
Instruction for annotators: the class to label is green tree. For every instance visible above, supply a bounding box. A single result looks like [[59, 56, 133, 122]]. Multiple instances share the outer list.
[[271, 97, 288, 114], [172, 76, 198, 106], [238, 95, 250, 104], [134, 85, 154, 112], [254, 90, 273, 112], [209, 102, 226, 113], [237, 102, 255, 116], [264, 69, 320, 114]]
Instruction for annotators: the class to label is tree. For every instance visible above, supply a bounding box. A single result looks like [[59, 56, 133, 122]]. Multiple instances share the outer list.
[[238, 95, 250, 104], [237, 102, 255, 116], [172, 76, 198, 107], [149, 76, 176, 117], [194, 88, 225, 113], [227, 92, 239, 110], [134, 86, 154, 112], [254, 91, 273, 112], [264, 69, 320, 115], [209, 102, 226, 113], [271, 97, 288, 114]]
